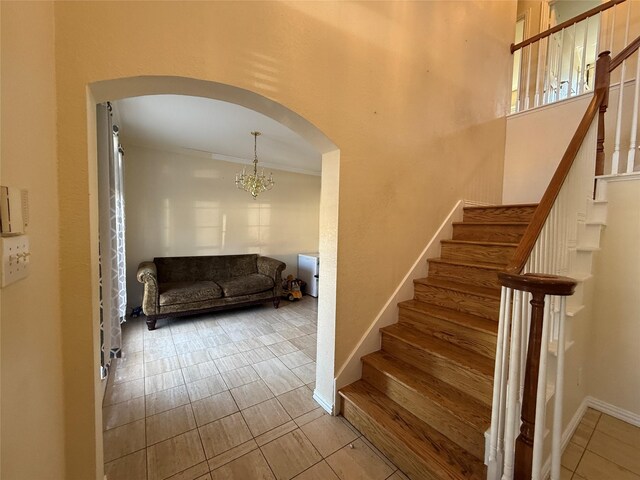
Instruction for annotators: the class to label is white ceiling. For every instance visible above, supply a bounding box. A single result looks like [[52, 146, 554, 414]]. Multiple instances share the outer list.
[[112, 95, 322, 175]]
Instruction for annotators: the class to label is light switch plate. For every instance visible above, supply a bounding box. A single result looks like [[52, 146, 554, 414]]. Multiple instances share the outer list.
[[1, 235, 30, 287]]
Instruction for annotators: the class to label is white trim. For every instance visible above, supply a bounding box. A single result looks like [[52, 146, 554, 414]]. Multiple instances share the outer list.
[[313, 390, 334, 415], [596, 171, 640, 183], [508, 90, 594, 119], [333, 200, 464, 395], [537, 395, 640, 479], [587, 396, 640, 427]]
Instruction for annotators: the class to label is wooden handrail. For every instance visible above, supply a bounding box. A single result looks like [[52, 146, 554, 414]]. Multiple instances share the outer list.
[[505, 60, 608, 274], [511, 0, 625, 54], [610, 35, 640, 71]]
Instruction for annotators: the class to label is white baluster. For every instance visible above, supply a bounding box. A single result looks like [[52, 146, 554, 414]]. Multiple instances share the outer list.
[[535, 38, 544, 107], [516, 46, 523, 113], [489, 287, 513, 479], [545, 36, 554, 105], [626, 49, 640, 173], [556, 29, 566, 102], [611, 1, 632, 174], [520, 291, 530, 403], [502, 290, 523, 480], [608, 3, 617, 53], [532, 298, 552, 480], [525, 44, 533, 110], [578, 18, 589, 94], [498, 287, 514, 456], [567, 24, 577, 99], [551, 297, 568, 480]]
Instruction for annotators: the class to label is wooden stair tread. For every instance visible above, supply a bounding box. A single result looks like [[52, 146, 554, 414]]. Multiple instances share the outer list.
[[398, 299, 498, 335], [463, 203, 538, 210], [428, 257, 505, 271], [380, 323, 494, 378], [441, 238, 519, 246], [452, 221, 530, 226], [339, 380, 486, 480], [362, 351, 491, 431], [413, 277, 501, 298]]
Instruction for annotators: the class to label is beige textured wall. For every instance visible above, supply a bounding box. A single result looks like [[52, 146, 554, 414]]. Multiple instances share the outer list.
[[123, 144, 321, 305], [589, 179, 640, 415], [52, 2, 516, 476], [0, 2, 66, 478]]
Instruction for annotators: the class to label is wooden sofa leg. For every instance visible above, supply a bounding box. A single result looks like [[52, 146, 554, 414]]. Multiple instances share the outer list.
[[146, 317, 157, 331], [273, 297, 280, 309]]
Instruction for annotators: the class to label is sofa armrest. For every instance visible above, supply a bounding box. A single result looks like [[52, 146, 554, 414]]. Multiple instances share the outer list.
[[257, 256, 286, 296], [137, 261, 159, 316]]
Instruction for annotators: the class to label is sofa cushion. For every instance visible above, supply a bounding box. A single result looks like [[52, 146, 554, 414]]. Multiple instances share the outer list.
[[226, 254, 259, 277], [159, 281, 223, 306], [154, 256, 231, 283], [217, 273, 274, 298]]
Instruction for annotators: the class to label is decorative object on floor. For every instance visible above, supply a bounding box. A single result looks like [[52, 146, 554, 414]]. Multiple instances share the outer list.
[[235, 131, 274, 199], [282, 274, 304, 301]]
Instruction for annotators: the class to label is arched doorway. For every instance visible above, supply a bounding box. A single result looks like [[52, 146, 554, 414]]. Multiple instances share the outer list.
[[88, 76, 340, 472]]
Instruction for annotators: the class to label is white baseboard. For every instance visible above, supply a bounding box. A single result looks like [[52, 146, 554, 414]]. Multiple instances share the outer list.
[[313, 389, 334, 415], [586, 396, 640, 427], [538, 395, 640, 479], [333, 200, 464, 396]]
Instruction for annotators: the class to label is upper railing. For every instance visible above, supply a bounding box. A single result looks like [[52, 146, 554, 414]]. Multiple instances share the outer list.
[[489, 15, 640, 480], [510, 0, 629, 113], [511, 0, 624, 54]]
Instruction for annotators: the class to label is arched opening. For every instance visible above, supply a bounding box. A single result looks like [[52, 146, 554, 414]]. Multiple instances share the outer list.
[[88, 76, 340, 471]]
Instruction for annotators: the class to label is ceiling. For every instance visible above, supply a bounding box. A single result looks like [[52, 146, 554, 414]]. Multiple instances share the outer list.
[[112, 95, 322, 175]]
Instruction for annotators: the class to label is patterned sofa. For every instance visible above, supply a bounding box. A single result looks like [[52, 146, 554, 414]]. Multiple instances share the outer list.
[[136, 254, 285, 330]]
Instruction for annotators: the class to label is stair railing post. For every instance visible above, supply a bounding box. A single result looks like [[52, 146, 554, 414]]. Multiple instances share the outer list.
[[513, 288, 545, 479], [498, 273, 576, 480], [595, 51, 611, 178]]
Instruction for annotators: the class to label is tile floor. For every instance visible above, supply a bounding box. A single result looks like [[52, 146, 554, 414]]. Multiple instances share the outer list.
[[103, 296, 407, 480], [561, 407, 640, 480]]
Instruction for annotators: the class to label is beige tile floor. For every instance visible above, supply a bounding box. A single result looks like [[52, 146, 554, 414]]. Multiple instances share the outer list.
[[561, 407, 640, 480], [103, 296, 408, 480]]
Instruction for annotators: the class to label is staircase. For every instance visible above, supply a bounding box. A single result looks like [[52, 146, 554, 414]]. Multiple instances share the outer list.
[[338, 204, 537, 480]]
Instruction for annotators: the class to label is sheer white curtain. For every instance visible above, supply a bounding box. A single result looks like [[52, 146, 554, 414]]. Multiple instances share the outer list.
[[97, 102, 127, 376]]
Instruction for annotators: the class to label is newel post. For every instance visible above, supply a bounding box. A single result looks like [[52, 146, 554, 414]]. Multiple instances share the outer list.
[[498, 273, 577, 480], [595, 51, 611, 177]]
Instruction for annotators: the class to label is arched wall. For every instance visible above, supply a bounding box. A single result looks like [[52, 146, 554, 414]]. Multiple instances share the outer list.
[[53, 2, 516, 477]]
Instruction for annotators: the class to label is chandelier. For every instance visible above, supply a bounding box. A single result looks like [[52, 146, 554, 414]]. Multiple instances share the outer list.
[[235, 131, 274, 199]]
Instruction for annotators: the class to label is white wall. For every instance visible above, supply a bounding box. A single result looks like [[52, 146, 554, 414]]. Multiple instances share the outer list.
[[503, 93, 592, 204], [123, 144, 321, 306], [589, 178, 640, 416]]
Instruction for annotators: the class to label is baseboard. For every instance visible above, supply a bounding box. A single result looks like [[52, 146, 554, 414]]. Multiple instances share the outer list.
[[333, 200, 464, 395], [586, 396, 640, 427], [313, 389, 334, 415], [538, 395, 640, 478]]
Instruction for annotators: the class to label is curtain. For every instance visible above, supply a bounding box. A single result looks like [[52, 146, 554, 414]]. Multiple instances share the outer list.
[[97, 102, 127, 377]]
